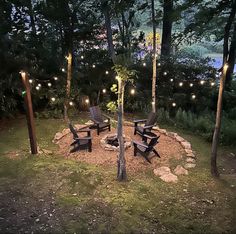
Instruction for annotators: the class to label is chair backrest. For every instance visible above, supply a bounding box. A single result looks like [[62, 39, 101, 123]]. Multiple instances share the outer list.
[[145, 112, 157, 126], [89, 106, 103, 123], [69, 123, 79, 140]]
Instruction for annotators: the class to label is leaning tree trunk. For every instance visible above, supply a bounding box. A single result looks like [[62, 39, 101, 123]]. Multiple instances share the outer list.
[[151, 0, 157, 113], [64, 51, 72, 122], [117, 78, 127, 181], [211, 63, 228, 177], [161, 0, 173, 57]]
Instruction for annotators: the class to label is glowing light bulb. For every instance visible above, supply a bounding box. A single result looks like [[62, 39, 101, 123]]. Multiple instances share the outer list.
[[211, 82, 215, 86], [143, 62, 146, 67], [151, 101, 155, 105], [200, 80, 205, 85], [51, 97, 56, 102], [179, 82, 183, 87], [48, 83, 52, 87], [81, 55, 84, 59], [29, 79, 33, 83], [92, 64, 96, 68], [130, 89, 135, 95], [172, 102, 176, 107], [61, 68, 65, 72], [54, 77, 58, 81], [102, 89, 106, 94], [192, 94, 196, 99], [105, 71, 109, 75], [163, 72, 167, 76], [85, 99, 89, 104], [157, 63, 161, 66], [69, 101, 73, 106], [38, 83, 41, 87], [170, 79, 173, 82], [36, 86, 40, 90], [190, 83, 193, 87]]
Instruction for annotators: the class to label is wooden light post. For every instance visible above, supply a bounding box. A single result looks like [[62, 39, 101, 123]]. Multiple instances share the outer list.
[[20, 71, 38, 154]]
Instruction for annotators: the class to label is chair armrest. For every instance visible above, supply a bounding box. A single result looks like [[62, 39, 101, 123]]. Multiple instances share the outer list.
[[102, 114, 110, 123], [132, 140, 149, 148], [75, 136, 92, 140], [133, 119, 147, 123], [143, 125, 154, 130], [143, 134, 160, 140]]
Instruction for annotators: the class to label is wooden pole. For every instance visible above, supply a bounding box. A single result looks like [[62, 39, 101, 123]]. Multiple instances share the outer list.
[[20, 71, 38, 154], [211, 63, 228, 177]]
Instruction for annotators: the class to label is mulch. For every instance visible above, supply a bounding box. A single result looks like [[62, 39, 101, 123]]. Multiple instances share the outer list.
[[56, 125, 185, 173]]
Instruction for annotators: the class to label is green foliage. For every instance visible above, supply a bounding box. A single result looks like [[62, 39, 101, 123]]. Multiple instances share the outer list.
[[106, 101, 117, 112]]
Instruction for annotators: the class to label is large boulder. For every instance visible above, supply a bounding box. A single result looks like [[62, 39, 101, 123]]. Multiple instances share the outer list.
[[153, 166, 171, 177], [181, 141, 191, 150], [160, 173, 178, 183]]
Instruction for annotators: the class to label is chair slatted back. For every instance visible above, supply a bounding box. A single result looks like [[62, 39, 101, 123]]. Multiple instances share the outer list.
[[146, 135, 160, 152], [69, 123, 79, 140], [89, 106, 103, 123], [145, 112, 157, 127]]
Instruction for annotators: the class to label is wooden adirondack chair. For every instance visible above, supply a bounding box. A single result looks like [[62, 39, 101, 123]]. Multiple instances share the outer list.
[[89, 106, 111, 135], [133, 112, 157, 137], [69, 123, 92, 153], [133, 132, 160, 163]]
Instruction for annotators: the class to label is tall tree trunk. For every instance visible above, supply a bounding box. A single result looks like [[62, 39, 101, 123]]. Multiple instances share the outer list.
[[211, 64, 228, 177], [64, 51, 72, 122], [117, 79, 127, 181], [161, 0, 173, 57], [226, 23, 236, 88], [151, 0, 157, 113], [103, 1, 116, 62]]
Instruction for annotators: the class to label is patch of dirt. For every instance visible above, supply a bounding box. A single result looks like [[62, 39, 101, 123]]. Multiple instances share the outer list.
[[56, 125, 185, 173]]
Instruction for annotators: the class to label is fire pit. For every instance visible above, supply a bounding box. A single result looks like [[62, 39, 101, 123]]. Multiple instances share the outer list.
[[100, 134, 132, 151]]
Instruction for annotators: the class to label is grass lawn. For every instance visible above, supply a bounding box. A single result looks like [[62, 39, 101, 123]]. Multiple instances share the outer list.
[[0, 115, 235, 233]]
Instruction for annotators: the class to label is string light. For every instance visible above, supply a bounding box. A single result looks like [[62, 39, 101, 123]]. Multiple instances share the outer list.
[[85, 99, 89, 104], [38, 84, 41, 87], [105, 71, 109, 75], [130, 88, 135, 95], [81, 55, 84, 59], [61, 68, 65, 72], [200, 80, 205, 85], [179, 82, 183, 87], [29, 79, 33, 83], [48, 83, 52, 87], [163, 72, 167, 76], [54, 77, 58, 81], [151, 101, 155, 105], [36, 86, 40, 90], [172, 102, 176, 107], [190, 83, 193, 87], [51, 97, 56, 102], [211, 82, 215, 86], [170, 79, 173, 82], [157, 63, 161, 66], [69, 101, 73, 106], [92, 64, 96, 68], [191, 94, 196, 99], [143, 62, 146, 67], [102, 88, 106, 94], [65, 56, 69, 60]]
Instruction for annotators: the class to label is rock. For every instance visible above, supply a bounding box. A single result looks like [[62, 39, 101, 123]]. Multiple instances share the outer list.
[[181, 141, 191, 150], [62, 128, 70, 136], [185, 149, 193, 154], [153, 166, 171, 176], [175, 136, 185, 142], [184, 163, 196, 169], [158, 129, 167, 134], [174, 165, 188, 175], [187, 152, 196, 158], [85, 120, 94, 125], [160, 173, 178, 183], [167, 132, 178, 138], [54, 132, 63, 141], [42, 149, 53, 155], [186, 157, 196, 163]]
